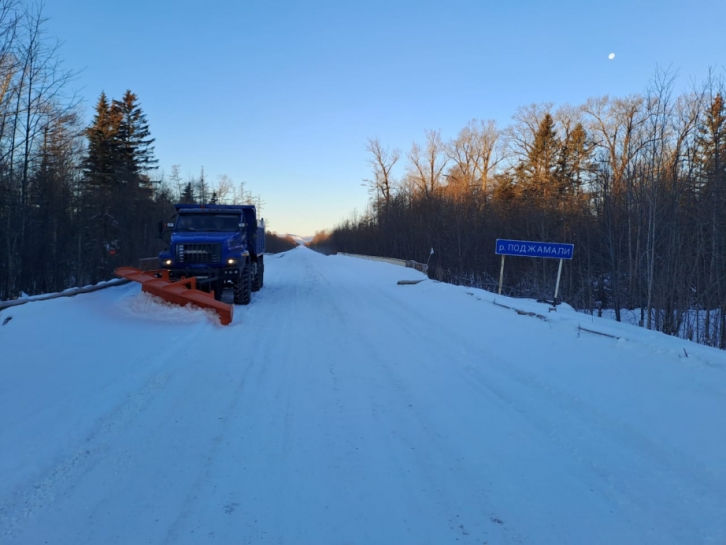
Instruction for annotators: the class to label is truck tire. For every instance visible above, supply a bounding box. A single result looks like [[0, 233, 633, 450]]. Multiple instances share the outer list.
[[233, 260, 252, 305], [212, 279, 223, 301], [252, 256, 264, 292], [258, 256, 264, 288]]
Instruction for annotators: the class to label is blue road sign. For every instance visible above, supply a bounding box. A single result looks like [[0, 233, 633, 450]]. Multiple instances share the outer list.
[[496, 239, 574, 260]]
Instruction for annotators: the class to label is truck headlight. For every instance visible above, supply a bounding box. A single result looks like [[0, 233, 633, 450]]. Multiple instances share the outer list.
[[163, 259, 173, 266], [227, 258, 238, 265]]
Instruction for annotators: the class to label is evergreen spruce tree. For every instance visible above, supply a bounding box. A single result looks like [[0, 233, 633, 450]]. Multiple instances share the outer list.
[[180, 182, 195, 203], [81, 92, 122, 278], [83, 92, 120, 194], [696, 93, 726, 193], [112, 90, 158, 187], [556, 122, 593, 197], [81, 90, 160, 279], [518, 113, 560, 203]]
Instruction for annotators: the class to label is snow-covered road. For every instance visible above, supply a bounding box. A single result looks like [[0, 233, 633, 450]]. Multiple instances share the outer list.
[[2, 246, 725, 544]]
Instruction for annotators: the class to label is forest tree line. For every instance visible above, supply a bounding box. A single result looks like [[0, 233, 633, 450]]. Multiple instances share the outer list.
[[0, 1, 263, 301], [310, 70, 726, 348]]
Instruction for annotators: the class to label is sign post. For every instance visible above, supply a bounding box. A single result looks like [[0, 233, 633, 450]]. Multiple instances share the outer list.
[[495, 239, 575, 305], [498, 255, 505, 295], [554, 258, 564, 302]]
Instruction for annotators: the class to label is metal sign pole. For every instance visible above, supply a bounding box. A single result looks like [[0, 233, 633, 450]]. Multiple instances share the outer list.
[[498, 255, 505, 295], [553, 258, 564, 304]]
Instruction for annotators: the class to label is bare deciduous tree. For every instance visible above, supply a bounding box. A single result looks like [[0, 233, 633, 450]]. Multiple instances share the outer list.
[[215, 173, 233, 204], [406, 129, 447, 196], [446, 119, 504, 201], [364, 136, 399, 217]]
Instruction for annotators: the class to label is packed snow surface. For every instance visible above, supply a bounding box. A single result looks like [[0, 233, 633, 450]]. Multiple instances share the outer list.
[[1, 246, 725, 544]]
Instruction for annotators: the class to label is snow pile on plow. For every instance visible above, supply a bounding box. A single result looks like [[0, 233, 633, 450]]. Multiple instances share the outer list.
[[115, 267, 234, 325]]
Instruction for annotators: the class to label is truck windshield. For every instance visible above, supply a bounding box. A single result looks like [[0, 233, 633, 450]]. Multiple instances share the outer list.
[[175, 214, 241, 232]]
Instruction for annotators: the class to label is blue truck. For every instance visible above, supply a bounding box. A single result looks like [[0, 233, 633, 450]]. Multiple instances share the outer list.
[[158, 204, 266, 304]]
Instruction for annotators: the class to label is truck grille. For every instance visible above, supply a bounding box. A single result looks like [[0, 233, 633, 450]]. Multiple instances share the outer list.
[[177, 243, 221, 264]]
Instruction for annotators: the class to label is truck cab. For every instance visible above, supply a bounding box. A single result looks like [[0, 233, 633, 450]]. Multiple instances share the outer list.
[[158, 204, 265, 304]]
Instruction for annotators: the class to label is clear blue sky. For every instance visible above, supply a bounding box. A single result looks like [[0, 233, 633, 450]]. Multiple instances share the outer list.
[[44, 0, 725, 236]]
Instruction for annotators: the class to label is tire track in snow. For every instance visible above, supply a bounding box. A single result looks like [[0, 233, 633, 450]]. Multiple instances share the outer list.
[[333, 282, 529, 544], [267, 254, 525, 544], [0, 324, 202, 543], [370, 283, 726, 544], [1, 317, 263, 544]]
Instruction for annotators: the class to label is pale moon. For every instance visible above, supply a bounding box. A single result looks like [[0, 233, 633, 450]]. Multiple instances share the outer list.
[[608, 53, 615, 60]]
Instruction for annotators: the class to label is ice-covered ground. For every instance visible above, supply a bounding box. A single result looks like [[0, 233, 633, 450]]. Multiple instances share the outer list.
[[1, 246, 725, 544]]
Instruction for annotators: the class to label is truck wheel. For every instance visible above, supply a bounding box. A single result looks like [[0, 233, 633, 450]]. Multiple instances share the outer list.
[[233, 260, 252, 305], [212, 279, 223, 301], [252, 258, 263, 292], [258, 256, 264, 288]]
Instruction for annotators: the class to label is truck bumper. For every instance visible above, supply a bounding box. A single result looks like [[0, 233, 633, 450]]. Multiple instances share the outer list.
[[167, 266, 240, 284]]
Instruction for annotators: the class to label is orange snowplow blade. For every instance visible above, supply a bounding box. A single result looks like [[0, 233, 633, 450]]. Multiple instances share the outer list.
[[115, 267, 234, 325]]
